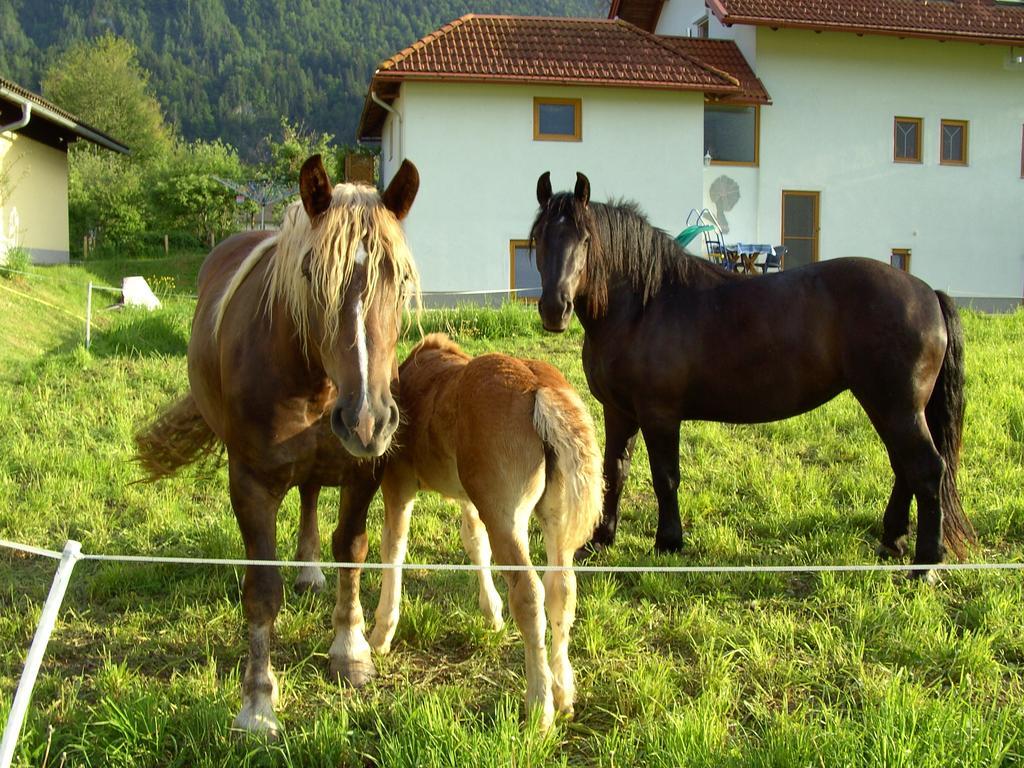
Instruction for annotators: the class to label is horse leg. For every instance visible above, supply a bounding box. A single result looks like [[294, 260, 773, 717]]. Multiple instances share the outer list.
[[877, 470, 913, 559], [328, 468, 380, 686], [640, 419, 684, 553], [228, 459, 285, 737], [293, 483, 326, 593], [587, 406, 639, 553], [369, 465, 416, 655], [876, 413, 945, 580], [459, 501, 504, 631], [536, 493, 578, 718], [474, 479, 553, 728]]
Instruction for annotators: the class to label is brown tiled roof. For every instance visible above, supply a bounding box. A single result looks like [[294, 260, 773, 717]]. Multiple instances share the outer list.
[[708, 0, 1024, 44], [660, 38, 771, 104], [613, 0, 1024, 44], [358, 14, 743, 139], [0, 75, 129, 153]]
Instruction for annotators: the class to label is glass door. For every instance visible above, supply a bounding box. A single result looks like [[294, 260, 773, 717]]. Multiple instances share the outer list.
[[781, 191, 819, 269]]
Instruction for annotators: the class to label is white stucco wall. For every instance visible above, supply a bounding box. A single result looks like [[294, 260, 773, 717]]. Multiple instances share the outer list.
[[381, 81, 705, 295], [753, 28, 1024, 301], [0, 132, 70, 264], [655, 0, 757, 67]]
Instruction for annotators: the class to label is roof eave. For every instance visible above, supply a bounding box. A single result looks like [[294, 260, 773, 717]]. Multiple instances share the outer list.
[[372, 70, 741, 93], [706, 1, 1024, 46]]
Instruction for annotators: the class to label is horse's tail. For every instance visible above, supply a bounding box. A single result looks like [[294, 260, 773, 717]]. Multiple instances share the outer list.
[[134, 393, 220, 482], [928, 291, 976, 559], [532, 386, 603, 554]]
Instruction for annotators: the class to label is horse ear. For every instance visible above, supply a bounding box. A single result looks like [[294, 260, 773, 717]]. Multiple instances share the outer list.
[[299, 155, 333, 219], [537, 172, 552, 207], [574, 172, 590, 208], [381, 160, 419, 221]]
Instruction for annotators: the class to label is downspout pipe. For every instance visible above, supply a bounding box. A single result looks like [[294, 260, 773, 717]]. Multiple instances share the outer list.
[[0, 102, 31, 134], [370, 89, 402, 172]]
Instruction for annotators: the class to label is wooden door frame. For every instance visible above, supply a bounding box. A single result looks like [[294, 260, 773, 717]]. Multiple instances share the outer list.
[[781, 190, 820, 264]]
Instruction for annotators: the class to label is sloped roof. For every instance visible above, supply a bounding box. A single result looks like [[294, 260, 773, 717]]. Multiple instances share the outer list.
[[358, 14, 744, 139], [660, 37, 771, 103], [612, 0, 1024, 45], [0, 76, 129, 154]]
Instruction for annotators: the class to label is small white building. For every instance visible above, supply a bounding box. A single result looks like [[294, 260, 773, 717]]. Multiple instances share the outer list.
[[1, 76, 128, 264], [360, 4, 1024, 309]]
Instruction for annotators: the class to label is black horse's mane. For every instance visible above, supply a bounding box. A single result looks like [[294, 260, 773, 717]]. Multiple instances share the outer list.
[[531, 192, 732, 314]]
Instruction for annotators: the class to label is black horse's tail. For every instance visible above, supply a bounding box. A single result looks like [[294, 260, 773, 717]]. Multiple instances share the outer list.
[[927, 291, 975, 559]]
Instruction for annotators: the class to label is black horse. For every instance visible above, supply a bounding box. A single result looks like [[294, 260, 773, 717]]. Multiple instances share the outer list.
[[531, 171, 974, 574]]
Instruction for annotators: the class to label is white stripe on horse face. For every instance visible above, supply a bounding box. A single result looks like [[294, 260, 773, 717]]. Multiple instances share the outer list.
[[354, 242, 370, 411]]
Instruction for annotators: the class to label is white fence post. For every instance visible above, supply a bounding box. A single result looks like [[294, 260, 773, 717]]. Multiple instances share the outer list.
[[0, 540, 82, 768], [85, 283, 93, 349]]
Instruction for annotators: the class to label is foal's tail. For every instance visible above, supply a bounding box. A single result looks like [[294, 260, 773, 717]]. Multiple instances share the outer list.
[[928, 291, 976, 559], [134, 393, 220, 482], [533, 387, 603, 553]]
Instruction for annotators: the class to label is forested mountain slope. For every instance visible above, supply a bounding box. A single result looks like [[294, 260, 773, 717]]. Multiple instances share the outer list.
[[1, 0, 605, 151]]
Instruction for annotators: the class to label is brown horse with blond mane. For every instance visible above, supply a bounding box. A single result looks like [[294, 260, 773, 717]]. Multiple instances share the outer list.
[[369, 334, 601, 728], [135, 155, 420, 736]]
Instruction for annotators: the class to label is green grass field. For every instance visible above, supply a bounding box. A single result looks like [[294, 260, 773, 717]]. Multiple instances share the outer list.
[[1, 260, 1022, 767]]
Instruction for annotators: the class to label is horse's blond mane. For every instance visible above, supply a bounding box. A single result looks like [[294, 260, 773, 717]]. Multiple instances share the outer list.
[[214, 183, 420, 347]]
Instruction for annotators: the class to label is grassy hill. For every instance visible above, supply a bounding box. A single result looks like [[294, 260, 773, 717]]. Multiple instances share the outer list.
[[1, 262, 1023, 766]]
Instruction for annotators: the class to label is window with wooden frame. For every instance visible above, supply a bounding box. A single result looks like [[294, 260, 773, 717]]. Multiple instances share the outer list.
[[940, 119, 969, 166], [533, 98, 582, 142], [894, 117, 922, 163], [1021, 124, 1024, 177], [693, 15, 710, 38], [891, 248, 911, 273], [704, 104, 759, 165], [509, 239, 541, 301]]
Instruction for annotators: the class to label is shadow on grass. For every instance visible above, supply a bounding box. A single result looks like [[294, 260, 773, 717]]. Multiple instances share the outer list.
[[89, 309, 190, 358]]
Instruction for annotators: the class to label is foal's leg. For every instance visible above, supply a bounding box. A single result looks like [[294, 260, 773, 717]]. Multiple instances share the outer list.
[[477, 482, 554, 728], [537, 492, 578, 717], [228, 458, 286, 736], [639, 419, 685, 553], [588, 406, 639, 553], [293, 483, 326, 593], [329, 467, 381, 686], [369, 465, 417, 655], [459, 501, 504, 630]]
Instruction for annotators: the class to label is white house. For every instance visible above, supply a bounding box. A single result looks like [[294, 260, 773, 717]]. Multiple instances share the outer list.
[[359, 4, 1024, 309], [1, 76, 128, 265], [357, 15, 766, 303]]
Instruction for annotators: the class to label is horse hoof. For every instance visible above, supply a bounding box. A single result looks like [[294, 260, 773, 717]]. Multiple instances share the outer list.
[[368, 626, 393, 655], [330, 658, 377, 687], [293, 569, 327, 594], [906, 568, 938, 586], [231, 706, 281, 740], [653, 535, 684, 554], [574, 540, 608, 562], [876, 540, 907, 560]]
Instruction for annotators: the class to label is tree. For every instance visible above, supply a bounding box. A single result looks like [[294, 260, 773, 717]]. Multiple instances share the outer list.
[[42, 32, 172, 162], [151, 139, 249, 243], [42, 33, 175, 255], [262, 117, 337, 185]]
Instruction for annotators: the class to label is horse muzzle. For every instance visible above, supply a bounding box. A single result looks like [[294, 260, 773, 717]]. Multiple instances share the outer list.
[[330, 395, 400, 458], [538, 292, 573, 333]]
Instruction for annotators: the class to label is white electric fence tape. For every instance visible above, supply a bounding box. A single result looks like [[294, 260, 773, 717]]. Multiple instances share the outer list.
[[1, 536, 1021, 768]]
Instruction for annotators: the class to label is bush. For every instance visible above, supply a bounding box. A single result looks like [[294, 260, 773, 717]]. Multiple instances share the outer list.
[[1, 246, 31, 278]]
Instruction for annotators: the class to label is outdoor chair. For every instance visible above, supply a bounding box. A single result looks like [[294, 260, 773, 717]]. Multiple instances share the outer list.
[[760, 245, 786, 273]]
